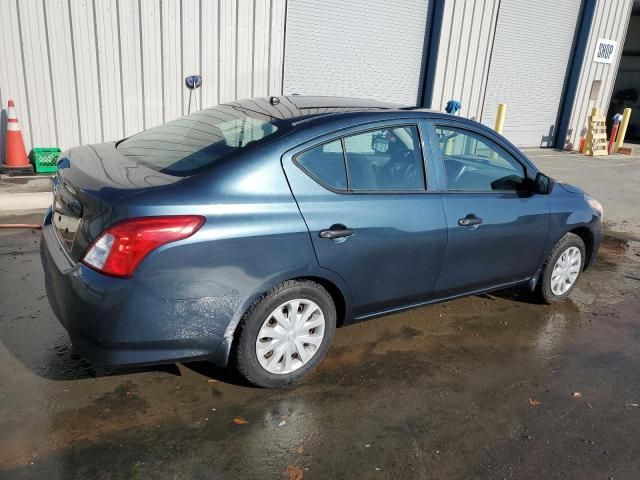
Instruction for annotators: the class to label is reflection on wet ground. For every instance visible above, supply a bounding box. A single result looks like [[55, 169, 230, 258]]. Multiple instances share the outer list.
[[1, 229, 639, 479]]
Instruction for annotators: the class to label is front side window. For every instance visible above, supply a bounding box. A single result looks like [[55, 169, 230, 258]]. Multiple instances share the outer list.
[[435, 126, 526, 191]]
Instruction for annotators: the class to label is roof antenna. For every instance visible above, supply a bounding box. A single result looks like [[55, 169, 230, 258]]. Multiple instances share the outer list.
[[270, 96, 280, 106]]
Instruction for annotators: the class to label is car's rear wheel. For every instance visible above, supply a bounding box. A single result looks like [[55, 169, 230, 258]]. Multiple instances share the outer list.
[[233, 280, 336, 387], [536, 232, 585, 304]]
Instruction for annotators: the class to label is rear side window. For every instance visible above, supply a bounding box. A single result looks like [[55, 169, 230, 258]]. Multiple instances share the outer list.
[[294, 125, 426, 192], [296, 140, 347, 190]]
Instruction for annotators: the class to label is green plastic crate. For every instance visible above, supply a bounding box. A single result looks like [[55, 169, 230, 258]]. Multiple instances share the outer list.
[[32, 147, 61, 173]]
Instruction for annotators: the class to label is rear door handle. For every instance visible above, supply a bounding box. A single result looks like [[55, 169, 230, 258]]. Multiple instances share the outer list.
[[458, 214, 483, 227], [319, 224, 355, 240]]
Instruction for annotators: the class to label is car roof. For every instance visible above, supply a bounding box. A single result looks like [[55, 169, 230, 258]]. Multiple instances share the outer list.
[[224, 95, 439, 126]]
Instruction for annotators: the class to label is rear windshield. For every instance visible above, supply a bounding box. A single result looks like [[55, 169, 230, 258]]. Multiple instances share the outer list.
[[117, 103, 288, 176]]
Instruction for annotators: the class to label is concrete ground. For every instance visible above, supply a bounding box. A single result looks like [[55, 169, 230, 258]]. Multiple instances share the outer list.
[[0, 175, 51, 214], [0, 149, 639, 479]]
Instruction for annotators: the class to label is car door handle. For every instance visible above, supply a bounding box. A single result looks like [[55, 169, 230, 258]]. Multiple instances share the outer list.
[[319, 225, 355, 239], [458, 214, 483, 227]]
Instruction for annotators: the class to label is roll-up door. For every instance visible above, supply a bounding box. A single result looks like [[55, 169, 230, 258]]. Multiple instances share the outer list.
[[283, 0, 432, 105], [481, 0, 581, 146]]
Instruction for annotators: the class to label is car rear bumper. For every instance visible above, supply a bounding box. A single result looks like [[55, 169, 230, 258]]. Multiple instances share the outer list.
[[40, 208, 232, 367]]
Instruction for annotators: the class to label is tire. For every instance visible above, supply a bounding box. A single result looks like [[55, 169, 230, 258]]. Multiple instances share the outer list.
[[536, 232, 585, 304], [233, 280, 336, 388]]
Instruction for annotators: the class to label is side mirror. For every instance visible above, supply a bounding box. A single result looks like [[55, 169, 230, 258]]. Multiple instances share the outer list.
[[534, 172, 555, 195]]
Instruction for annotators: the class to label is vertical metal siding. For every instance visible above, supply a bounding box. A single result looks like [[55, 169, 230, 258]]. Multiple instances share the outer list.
[[19, 0, 57, 148], [94, 0, 124, 142], [43, 0, 81, 149], [283, 0, 432, 105], [0, 0, 286, 162], [481, 0, 582, 147], [140, 0, 163, 130], [564, 0, 633, 149], [268, 0, 286, 95], [430, 0, 500, 120]]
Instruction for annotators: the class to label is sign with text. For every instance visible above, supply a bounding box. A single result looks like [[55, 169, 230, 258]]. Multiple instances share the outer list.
[[593, 39, 617, 64]]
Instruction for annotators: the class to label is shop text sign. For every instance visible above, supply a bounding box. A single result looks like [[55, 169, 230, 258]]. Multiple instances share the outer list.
[[593, 39, 617, 64]]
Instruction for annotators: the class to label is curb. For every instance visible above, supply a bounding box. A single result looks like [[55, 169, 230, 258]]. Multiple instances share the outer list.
[[0, 192, 50, 212]]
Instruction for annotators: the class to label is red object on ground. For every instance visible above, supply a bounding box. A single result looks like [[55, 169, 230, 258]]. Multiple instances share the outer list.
[[4, 100, 29, 168], [608, 122, 619, 153]]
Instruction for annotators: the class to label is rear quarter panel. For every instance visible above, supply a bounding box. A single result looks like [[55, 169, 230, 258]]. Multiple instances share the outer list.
[[113, 142, 350, 359]]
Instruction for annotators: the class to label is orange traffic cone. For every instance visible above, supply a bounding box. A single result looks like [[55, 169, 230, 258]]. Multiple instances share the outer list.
[[4, 100, 31, 171]]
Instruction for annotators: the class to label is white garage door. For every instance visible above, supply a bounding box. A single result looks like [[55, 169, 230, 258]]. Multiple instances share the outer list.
[[283, 0, 431, 105], [481, 0, 581, 146]]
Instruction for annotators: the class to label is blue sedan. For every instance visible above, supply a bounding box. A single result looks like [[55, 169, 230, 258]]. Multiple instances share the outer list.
[[41, 96, 603, 387]]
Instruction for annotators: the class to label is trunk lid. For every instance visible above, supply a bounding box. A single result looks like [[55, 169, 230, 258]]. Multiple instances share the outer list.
[[52, 142, 179, 262]]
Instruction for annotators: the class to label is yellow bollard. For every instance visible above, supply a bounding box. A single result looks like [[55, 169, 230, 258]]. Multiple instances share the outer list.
[[494, 103, 507, 134], [444, 137, 454, 156], [613, 108, 632, 153]]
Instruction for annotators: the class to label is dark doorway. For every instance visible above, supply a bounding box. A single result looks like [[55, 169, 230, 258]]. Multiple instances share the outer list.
[[607, 4, 640, 144]]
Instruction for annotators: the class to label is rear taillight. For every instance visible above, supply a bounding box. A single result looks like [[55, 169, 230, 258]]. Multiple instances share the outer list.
[[81, 216, 205, 278]]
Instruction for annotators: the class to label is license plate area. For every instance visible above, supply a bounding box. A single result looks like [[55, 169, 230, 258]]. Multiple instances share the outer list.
[[52, 176, 82, 252]]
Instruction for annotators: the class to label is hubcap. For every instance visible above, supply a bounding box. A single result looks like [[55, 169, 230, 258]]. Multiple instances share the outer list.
[[550, 246, 582, 296], [256, 299, 326, 375]]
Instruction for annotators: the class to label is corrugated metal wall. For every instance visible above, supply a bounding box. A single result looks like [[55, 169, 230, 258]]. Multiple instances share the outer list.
[[564, 0, 634, 150], [0, 0, 286, 163], [430, 0, 500, 121]]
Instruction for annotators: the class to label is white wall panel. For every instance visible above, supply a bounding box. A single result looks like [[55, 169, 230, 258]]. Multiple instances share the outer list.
[[430, 0, 500, 121], [69, 0, 103, 145], [268, 0, 286, 96], [252, 0, 271, 96], [140, 0, 163, 129], [182, 0, 201, 113], [219, 0, 238, 103], [44, 0, 81, 149], [0, 0, 287, 163], [0, 0, 33, 152], [94, 0, 124, 141], [237, 0, 254, 99], [200, 0, 220, 108], [161, 0, 183, 120], [564, 0, 634, 150], [19, 0, 57, 147], [119, 0, 144, 136]]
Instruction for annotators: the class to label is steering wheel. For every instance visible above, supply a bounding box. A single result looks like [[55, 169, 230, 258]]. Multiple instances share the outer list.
[[379, 150, 417, 188]]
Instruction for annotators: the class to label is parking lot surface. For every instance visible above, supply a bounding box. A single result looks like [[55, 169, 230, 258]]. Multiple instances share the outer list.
[[1, 149, 639, 479]]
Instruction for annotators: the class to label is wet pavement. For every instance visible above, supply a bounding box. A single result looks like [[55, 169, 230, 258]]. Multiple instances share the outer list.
[[0, 224, 639, 479]]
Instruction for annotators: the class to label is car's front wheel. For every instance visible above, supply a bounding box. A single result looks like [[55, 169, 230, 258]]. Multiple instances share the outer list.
[[233, 280, 336, 387], [536, 232, 585, 304]]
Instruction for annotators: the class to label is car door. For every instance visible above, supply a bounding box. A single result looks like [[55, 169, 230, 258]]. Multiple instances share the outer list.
[[282, 121, 447, 317], [427, 122, 550, 298]]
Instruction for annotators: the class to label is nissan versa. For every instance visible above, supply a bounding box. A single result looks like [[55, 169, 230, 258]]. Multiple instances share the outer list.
[[41, 96, 603, 387]]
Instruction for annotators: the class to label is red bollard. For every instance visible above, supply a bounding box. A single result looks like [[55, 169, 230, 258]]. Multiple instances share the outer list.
[[608, 113, 623, 153]]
